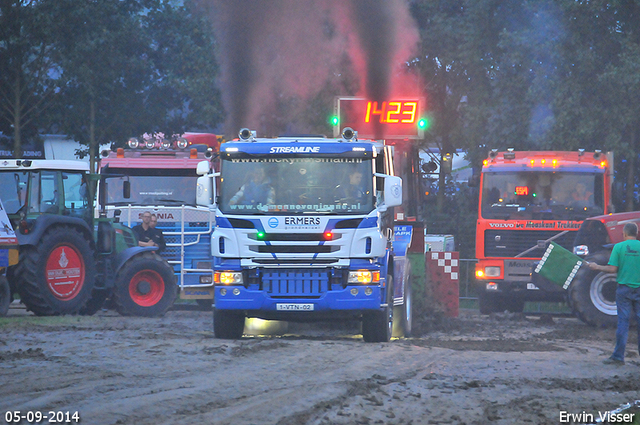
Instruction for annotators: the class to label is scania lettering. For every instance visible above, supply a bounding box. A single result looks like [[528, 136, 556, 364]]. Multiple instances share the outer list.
[[98, 132, 221, 309], [475, 150, 612, 314], [196, 128, 411, 342]]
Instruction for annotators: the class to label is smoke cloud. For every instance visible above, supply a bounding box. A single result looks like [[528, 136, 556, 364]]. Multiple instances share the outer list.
[[211, 0, 420, 138]]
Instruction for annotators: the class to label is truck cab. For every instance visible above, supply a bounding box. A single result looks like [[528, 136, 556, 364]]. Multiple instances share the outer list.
[[197, 128, 407, 342]]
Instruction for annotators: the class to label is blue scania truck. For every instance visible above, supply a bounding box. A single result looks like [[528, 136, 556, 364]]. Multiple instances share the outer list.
[[195, 128, 411, 342]]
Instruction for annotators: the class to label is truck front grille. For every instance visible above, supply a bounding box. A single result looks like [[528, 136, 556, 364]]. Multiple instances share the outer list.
[[484, 229, 576, 258], [253, 245, 338, 254], [262, 269, 335, 298]]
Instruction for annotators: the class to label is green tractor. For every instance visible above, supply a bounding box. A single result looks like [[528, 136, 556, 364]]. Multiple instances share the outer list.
[[1, 159, 176, 316]]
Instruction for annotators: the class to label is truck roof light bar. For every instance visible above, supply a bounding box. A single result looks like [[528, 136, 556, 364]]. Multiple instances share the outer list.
[[341, 127, 357, 142], [239, 128, 257, 141], [176, 137, 188, 149], [503, 148, 516, 160]]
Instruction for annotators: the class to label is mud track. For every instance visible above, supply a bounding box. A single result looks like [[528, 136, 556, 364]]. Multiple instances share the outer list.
[[0, 307, 638, 425]]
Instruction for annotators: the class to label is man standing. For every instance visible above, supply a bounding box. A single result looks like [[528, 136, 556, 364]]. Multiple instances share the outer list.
[[588, 222, 640, 365], [132, 211, 158, 249], [149, 214, 166, 253]]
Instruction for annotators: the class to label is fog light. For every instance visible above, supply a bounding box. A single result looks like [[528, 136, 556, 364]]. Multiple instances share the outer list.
[[233, 288, 241, 296], [486, 282, 498, 291], [484, 266, 501, 277], [200, 275, 213, 284], [364, 287, 373, 296], [350, 288, 359, 296], [220, 288, 227, 296]]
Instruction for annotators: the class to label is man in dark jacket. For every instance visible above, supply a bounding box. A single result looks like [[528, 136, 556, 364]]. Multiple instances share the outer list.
[[149, 214, 166, 253]]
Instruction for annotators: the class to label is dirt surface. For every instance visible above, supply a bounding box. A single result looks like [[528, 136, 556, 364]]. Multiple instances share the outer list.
[[1, 304, 639, 425]]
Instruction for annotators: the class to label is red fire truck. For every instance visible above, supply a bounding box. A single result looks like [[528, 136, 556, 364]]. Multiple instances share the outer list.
[[475, 149, 613, 313], [98, 132, 221, 309]]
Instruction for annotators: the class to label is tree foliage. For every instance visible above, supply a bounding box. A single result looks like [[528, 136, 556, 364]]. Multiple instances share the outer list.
[[409, 0, 640, 248], [0, 0, 223, 168], [0, 0, 57, 156]]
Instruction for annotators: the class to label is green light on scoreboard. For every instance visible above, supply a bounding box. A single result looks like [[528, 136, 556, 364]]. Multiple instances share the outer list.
[[331, 116, 339, 126], [418, 118, 429, 130]]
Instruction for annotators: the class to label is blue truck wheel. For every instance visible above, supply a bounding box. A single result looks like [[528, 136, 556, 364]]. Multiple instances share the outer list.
[[213, 308, 245, 339], [362, 275, 393, 342]]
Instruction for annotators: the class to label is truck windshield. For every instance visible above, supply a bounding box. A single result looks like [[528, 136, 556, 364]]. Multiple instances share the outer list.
[[481, 171, 604, 220], [0, 171, 29, 214], [102, 168, 197, 206], [219, 157, 374, 214]]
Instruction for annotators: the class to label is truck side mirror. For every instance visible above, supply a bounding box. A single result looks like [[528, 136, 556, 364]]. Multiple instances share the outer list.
[[99, 182, 107, 209], [384, 175, 403, 207], [196, 160, 210, 176], [123, 180, 131, 199], [197, 175, 214, 206]]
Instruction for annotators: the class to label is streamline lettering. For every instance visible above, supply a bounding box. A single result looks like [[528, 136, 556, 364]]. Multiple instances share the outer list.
[[270, 146, 320, 153]]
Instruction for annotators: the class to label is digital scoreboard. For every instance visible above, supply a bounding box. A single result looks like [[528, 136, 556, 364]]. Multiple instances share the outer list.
[[333, 97, 426, 140]]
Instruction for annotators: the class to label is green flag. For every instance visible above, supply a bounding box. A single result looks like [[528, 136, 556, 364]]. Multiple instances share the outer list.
[[534, 242, 584, 290]]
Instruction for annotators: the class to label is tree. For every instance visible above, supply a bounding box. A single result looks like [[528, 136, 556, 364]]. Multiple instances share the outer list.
[[141, 1, 224, 133], [0, 0, 56, 157], [47, 0, 224, 170]]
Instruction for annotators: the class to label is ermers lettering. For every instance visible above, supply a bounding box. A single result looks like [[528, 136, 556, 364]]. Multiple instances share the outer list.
[[270, 146, 320, 154], [284, 217, 321, 225]]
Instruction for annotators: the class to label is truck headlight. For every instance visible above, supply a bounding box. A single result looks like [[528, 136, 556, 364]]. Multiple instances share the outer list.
[[348, 270, 380, 284], [214, 271, 243, 285], [484, 266, 501, 277]]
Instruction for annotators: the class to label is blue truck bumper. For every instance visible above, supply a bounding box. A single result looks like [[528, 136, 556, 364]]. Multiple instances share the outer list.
[[215, 285, 383, 312]]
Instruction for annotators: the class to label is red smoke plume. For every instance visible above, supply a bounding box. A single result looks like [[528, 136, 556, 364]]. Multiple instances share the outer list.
[[211, 0, 420, 138]]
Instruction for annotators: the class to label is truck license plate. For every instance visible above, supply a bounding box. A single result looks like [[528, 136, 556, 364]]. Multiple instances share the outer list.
[[276, 303, 314, 311]]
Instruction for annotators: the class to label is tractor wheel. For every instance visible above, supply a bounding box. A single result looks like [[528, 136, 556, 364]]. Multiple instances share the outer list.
[[570, 251, 617, 327], [0, 276, 11, 316], [79, 289, 110, 316], [213, 308, 245, 339], [112, 252, 176, 317], [362, 275, 394, 343], [15, 226, 96, 316]]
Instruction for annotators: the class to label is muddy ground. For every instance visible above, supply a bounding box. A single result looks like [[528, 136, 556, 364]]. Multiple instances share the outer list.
[[1, 304, 639, 425]]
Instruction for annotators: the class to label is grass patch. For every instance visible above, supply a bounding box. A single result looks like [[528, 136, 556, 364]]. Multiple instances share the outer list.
[[0, 315, 99, 329]]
